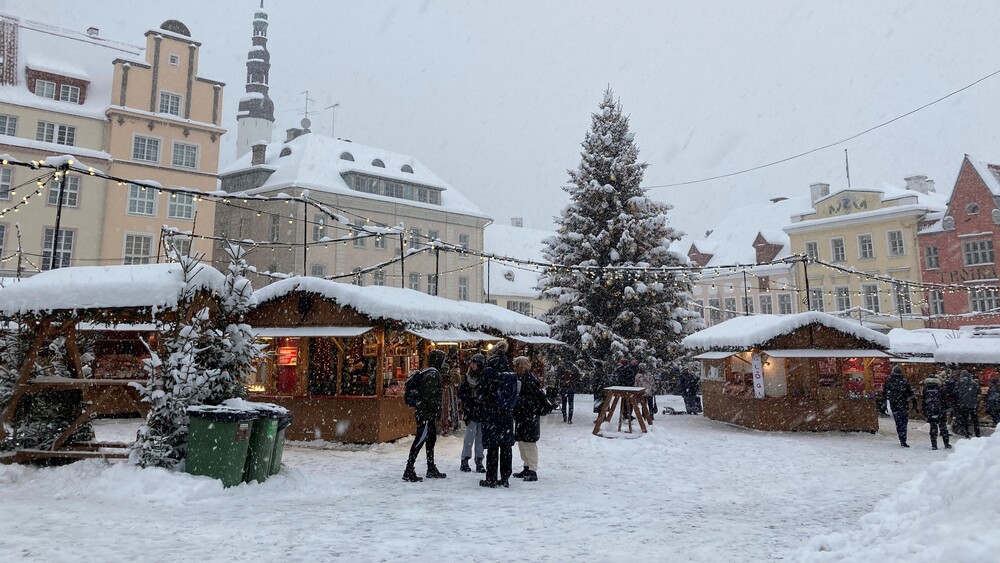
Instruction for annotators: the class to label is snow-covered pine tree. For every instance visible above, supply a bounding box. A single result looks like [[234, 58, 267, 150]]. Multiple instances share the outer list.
[[539, 88, 702, 380]]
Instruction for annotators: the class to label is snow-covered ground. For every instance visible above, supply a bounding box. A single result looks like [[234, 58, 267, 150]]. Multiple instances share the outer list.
[[0, 395, 993, 562]]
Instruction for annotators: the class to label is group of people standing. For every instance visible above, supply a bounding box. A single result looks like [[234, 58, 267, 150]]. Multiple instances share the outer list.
[[883, 365, 999, 449]]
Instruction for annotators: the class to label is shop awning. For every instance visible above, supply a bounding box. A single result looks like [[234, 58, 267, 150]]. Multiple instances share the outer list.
[[692, 351, 736, 360], [509, 335, 564, 345], [407, 328, 501, 343], [253, 327, 373, 338], [764, 349, 892, 358]]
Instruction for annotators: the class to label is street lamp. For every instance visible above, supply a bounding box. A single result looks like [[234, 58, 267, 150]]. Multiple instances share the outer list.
[[325, 103, 340, 138]]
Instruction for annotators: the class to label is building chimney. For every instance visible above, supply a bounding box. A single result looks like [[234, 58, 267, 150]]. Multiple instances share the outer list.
[[510, 217, 523, 227], [809, 182, 830, 203], [904, 175, 935, 194], [87, 27, 99, 37], [251, 141, 267, 165]]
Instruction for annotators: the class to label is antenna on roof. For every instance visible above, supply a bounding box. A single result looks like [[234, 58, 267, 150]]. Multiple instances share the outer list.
[[845, 149, 852, 188], [298, 90, 316, 122]]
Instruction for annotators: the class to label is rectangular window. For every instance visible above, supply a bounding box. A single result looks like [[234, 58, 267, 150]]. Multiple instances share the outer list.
[[887, 230, 905, 257], [759, 295, 773, 314], [834, 286, 851, 312], [694, 299, 705, 319], [59, 84, 80, 103], [123, 234, 153, 265], [47, 175, 79, 207], [310, 264, 326, 277], [167, 193, 195, 220], [312, 214, 326, 242], [168, 236, 191, 258], [929, 289, 945, 316], [458, 233, 470, 252], [428, 230, 439, 245], [132, 136, 160, 162], [0, 114, 17, 135], [374, 234, 386, 249], [809, 288, 825, 312], [858, 234, 874, 259], [743, 296, 754, 314], [35, 79, 56, 99], [0, 224, 5, 257], [36, 121, 75, 146], [270, 215, 280, 242], [171, 142, 198, 169], [778, 293, 793, 314], [127, 184, 156, 216], [0, 167, 11, 200], [42, 227, 73, 269], [962, 240, 994, 266], [353, 220, 367, 247], [458, 276, 469, 300], [426, 273, 437, 296], [708, 298, 722, 324], [969, 287, 1000, 313], [831, 238, 846, 262], [506, 301, 532, 316], [373, 270, 386, 286], [168, 53, 180, 66], [159, 91, 182, 116], [724, 297, 737, 319], [894, 282, 912, 315], [862, 283, 880, 314], [409, 227, 422, 249], [925, 245, 940, 269], [353, 268, 365, 287], [408, 272, 420, 291], [805, 241, 819, 260]]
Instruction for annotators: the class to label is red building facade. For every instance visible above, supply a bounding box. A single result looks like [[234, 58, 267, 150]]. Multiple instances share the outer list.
[[918, 155, 1000, 329]]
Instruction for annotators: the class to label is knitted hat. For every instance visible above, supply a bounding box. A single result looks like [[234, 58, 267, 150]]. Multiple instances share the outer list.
[[491, 340, 509, 356], [470, 353, 486, 367], [891, 365, 903, 376]]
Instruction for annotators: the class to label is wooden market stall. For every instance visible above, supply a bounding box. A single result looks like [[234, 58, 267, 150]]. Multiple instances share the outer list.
[[0, 262, 225, 464], [683, 311, 892, 433], [934, 335, 1000, 424], [246, 277, 551, 444]]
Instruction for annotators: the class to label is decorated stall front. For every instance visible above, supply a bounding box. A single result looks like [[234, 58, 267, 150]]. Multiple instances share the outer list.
[[683, 312, 891, 432], [246, 277, 552, 443]]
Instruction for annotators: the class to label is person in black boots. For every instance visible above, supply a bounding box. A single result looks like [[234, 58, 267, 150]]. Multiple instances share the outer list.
[[883, 365, 916, 448], [513, 355, 552, 482], [480, 341, 517, 488], [921, 374, 951, 450], [402, 349, 448, 482], [458, 353, 487, 473], [954, 370, 982, 439]]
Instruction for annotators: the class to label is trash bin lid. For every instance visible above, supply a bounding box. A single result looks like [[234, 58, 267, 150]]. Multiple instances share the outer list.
[[187, 404, 259, 422], [220, 398, 289, 419], [277, 412, 294, 431]]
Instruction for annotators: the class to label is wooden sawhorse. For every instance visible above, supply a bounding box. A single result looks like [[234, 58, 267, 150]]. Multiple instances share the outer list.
[[592, 386, 653, 435]]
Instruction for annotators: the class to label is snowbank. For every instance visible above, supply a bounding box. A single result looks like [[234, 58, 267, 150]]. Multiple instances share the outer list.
[[798, 433, 1000, 562]]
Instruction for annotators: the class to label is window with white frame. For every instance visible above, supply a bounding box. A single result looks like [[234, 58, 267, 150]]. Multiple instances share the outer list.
[[834, 286, 851, 312], [929, 289, 944, 316], [759, 294, 773, 314], [893, 282, 912, 315], [0, 167, 11, 200], [831, 238, 846, 262], [312, 213, 325, 241], [858, 234, 874, 259], [36, 121, 75, 146], [59, 84, 80, 103], [0, 114, 17, 135], [708, 298, 722, 324], [373, 270, 386, 286], [42, 227, 73, 269], [426, 273, 437, 295], [409, 227, 422, 249], [168, 53, 180, 66], [808, 288, 825, 312], [962, 240, 994, 266], [132, 136, 160, 162], [743, 295, 754, 314], [970, 287, 1000, 313], [270, 215, 280, 242], [862, 283, 880, 313], [925, 245, 940, 269], [0, 224, 5, 257], [353, 220, 367, 247], [374, 234, 386, 249], [724, 297, 737, 319], [127, 183, 156, 215], [171, 142, 198, 169], [694, 299, 705, 319], [310, 264, 326, 277], [427, 229, 439, 245], [778, 293, 793, 314], [35, 79, 56, 99], [506, 300, 532, 316], [47, 175, 79, 207], [408, 272, 420, 291], [887, 230, 905, 257], [159, 91, 181, 115], [167, 236, 191, 258], [167, 192, 194, 219], [123, 234, 153, 265], [805, 241, 819, 260], [458, 276, 469, 300], [458, 233, 470, 256], [352, 268, 365, 286]]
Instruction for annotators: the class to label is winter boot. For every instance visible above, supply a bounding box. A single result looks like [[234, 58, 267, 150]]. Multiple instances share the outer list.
[[522, 469, 538, 482], [499, 479, 510, 488], [475, 458, 486, 473], [402, 466, 423, 482], [931, 437, 938, 450], [479, 479, 498, 488], [460, 458, 472, 473], [426, 465, 447, 479], [512, 466, 529, 478], [944, 437, 952, 449]]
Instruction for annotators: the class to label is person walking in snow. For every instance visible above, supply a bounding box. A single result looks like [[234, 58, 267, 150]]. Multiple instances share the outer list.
[[985, 376, 1000, 425], [954, 370, 981, 438], [458, 353, 486, 473], [402, 349, 449, 482], [591, 359, 609, 415], [480, 341, 518, 488], [635, 363, 656, 421], [513, 355, 552, 482], [558, 364, 578, 424], [679, 367, 701, 415], [882, 365, 917, 448], [921, 374, 951, 450]]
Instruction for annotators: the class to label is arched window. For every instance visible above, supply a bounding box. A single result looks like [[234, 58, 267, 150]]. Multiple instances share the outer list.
[[279, 147, 292, 157], [371, 159, 385, 168], [401, 164, 414, 173], [340, 152, 354, 161]]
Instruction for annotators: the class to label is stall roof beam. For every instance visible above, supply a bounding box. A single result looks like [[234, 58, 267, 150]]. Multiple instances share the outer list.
[[509, 335, 564, 345], [406, 328, 501, 343], [692, 351, 735, 360], [253, 327, 373, 338], [763, 349, 892, 358]]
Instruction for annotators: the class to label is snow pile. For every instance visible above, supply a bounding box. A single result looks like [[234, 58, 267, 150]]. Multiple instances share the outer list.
[[683, 311, 890, 350], [888, 328, 962, 357], [798, 434, 1000, 562], [934, 336, 1000, 364]]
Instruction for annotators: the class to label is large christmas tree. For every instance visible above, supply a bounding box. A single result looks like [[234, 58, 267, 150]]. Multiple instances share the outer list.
[[540, 89, 701, 379]]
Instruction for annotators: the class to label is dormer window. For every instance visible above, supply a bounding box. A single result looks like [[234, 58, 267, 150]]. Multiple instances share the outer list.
[[59, 85, 80, 103], [372, 159, 385, 168], [279, 147, 292, 157], [340, 152, 354, 161], [27, 69, 88, 105], [35, 79, 56, 99], [401, 164, 414, 173], [966, 202, 981, 215]]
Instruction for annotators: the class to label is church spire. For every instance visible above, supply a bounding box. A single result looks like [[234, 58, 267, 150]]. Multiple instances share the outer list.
[[236, 1, 275, 158]]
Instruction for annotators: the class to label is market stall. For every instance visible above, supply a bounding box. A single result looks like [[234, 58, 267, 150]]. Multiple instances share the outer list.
[[683, 311, 891, 432], [934, 335, 1000, 423], [246, 277, 551, 443]]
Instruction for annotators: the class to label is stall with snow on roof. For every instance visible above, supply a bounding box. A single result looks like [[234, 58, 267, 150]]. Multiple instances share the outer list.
[[683, 311, 891, 432], [934, 333, 1000, 422], [247, 277, 552, 443]]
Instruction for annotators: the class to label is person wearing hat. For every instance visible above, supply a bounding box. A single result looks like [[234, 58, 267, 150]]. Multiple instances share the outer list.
[[882, 365, 917, 447], [480, 340, 517, 488], [954, 370, 982, 438], [402, 349, 448, 482], [921, 374, 951, 450], [458, 353, 487, 473]]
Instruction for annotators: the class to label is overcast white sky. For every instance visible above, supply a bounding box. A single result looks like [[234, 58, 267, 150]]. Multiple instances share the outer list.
[[6, 1, 1000, 242]]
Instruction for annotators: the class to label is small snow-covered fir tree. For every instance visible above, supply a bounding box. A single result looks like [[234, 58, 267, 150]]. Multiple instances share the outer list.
[[539, 88, 702, 377]]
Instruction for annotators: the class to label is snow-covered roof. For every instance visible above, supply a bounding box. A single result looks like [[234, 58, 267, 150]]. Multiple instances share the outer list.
[[483, 223, 553, 297], [790, 183, 948, 228], [887, 328, 962, 356], [682, 311, 890, 351], [221, 133, 487, 218], [0, 15, 144, 120], [252, 277, 549, 336], [934, 337, 1000, 364], [966, 154, 1000, 197], [0, 263, 225, 316], [688, 196, 811, 266]]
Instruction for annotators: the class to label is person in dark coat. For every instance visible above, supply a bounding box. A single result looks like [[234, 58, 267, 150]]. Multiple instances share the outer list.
[[558, 365, 578, 424], [479, 341, 517, 488], [513, 355, 550, 482], [591, 359, 609, 414], [458, 353, 486, 473], [942, 370, 959, 432], [921, 374, 951, 450], [678, 368, 701, 414], [954, 370, 981, 438], [402, 349, 448, 482], [985, 377, 1000, 425], [882, 365, 917, 447]]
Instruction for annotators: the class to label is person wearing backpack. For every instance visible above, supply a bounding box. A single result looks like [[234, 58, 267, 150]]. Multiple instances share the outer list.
[[479, 340, 517, 488], [402, 349, 448, 482], [921, 374, 951, 450], [513, 355, 553, 482]]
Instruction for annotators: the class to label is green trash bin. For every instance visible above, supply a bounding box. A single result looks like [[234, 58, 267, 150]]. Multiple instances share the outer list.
[[269, 412, 294, 476], [243, 407, 279, 483], [186, 406, 257, 488]]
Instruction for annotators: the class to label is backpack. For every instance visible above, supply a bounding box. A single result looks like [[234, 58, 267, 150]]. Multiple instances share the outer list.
[[497, 372, 519, 410], [923, 387, 943, 415], [405, 369, 430, 408]]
